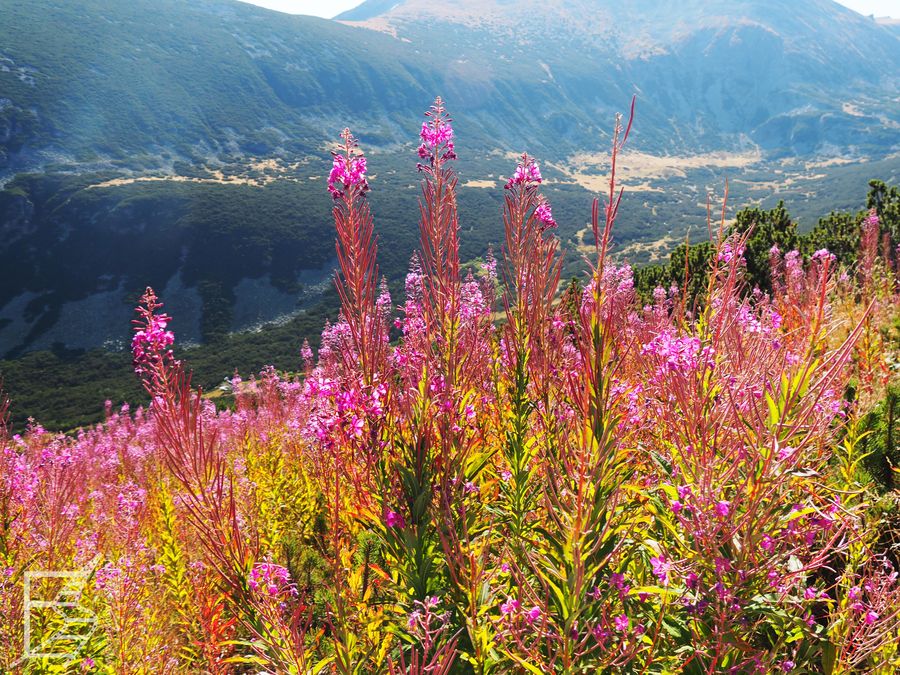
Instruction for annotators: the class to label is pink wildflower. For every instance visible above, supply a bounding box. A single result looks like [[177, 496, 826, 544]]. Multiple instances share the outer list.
[[505, 156, 543, 189], [417, 97, 456, 168], [864, 208, 879, 228], [385, 510, 406, 529], [592, 624, 611, 642], [249, 562, 295, 598], [535, 199, 557, 230], [327, 128, 369, 199], [650, 555, 672, 585], [714, 500, 730, 518], [501, 597, 520, 615], [641, 332, 713, 379], [811, 248, 835, 265], [407, 609, 422, 630], [718, 240, 745, 264], [132, 287, 176, 376]]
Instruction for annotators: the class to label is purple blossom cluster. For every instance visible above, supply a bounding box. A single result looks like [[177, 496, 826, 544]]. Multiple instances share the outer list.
[[865, 208, 880, 229], [505, 156, 543, 189], [534, 199, 557, 230], [249, 562, 296, 598], [327, 128, 369, 200], [416, 97, 457, 170], [327, 151, 368, 200], [417, 122, 455, 165], [640, 330, 714, 381], [717, 239, 745, 264], [131, 288, 175, 376]]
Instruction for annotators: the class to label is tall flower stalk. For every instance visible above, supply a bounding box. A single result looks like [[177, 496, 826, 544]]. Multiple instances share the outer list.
[[416, 97, 462, 385], [330, 128, 384, 386]]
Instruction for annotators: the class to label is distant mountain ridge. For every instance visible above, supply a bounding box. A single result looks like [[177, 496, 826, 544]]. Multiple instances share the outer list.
[[338, 0, 900, 157]]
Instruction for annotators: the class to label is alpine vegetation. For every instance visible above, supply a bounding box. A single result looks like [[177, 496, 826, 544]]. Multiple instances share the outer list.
[[2, 98, 899, 674]]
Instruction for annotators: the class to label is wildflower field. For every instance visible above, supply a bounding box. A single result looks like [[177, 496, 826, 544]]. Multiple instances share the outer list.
[[2, 98, 900, 674]]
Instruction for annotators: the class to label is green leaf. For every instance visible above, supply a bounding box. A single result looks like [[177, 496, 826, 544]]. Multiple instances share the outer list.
[[822, 640, 836, 675], [313, 656, 336, 673], [500, 650, 547, 674]]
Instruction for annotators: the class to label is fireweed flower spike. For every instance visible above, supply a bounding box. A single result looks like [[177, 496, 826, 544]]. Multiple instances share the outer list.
[[131, 286, 176, 377], [327, 128, 369, 200], [417, 97, 456, 170], [864, 207, 879, 229], [500, 597, 521, 615], [535, 198, 557, 231], [328, 127, 384, 383], [504, 155, 543, 189], [411, 96, 469, 391]]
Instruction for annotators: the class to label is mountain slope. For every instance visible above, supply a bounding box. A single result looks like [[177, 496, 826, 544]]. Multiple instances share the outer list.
[[338, 0, 900, 156], [0, 0, 444, 175], [3, 0, 898, 175]]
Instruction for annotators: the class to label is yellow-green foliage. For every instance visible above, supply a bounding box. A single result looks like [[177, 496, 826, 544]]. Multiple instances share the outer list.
[[242, 433, 323, 556]]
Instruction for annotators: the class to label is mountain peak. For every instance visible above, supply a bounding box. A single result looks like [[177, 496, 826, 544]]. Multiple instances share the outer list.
[[337, 0, 899, 57]]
